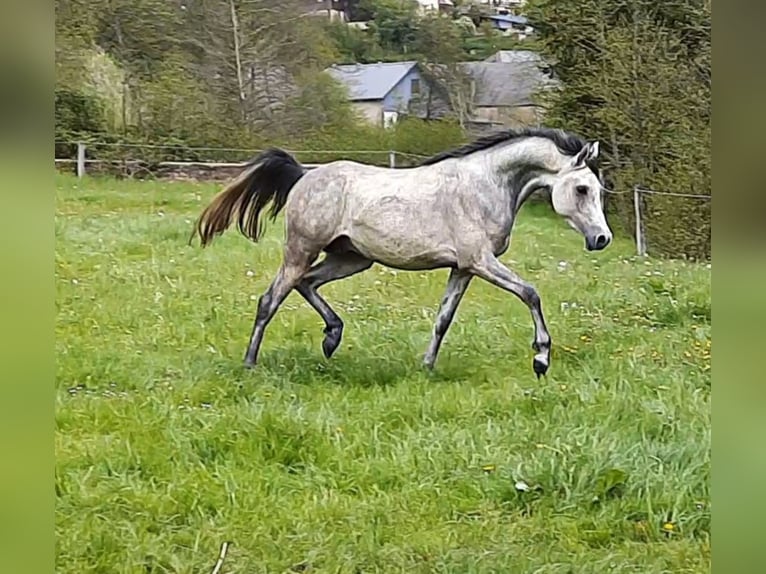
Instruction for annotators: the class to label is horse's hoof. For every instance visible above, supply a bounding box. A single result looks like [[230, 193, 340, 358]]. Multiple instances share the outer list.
[[533, 357, 548, 378], [322, 325, 343, 358]]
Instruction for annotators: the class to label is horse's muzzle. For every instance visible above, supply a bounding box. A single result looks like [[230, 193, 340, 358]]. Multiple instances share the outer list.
[[585, 233, 611, 251]]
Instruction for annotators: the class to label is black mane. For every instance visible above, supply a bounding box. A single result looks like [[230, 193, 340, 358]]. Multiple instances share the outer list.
[[418, 127, 591, 167]]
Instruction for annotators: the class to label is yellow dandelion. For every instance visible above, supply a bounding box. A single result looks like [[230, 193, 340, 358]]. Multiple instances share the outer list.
[[560, 384, 567, 391], [662, 522, 676, 533], [481, 464, 496, 474]]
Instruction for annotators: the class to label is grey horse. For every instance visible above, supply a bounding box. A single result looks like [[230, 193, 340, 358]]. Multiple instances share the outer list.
[[191, 127, 612, 377]]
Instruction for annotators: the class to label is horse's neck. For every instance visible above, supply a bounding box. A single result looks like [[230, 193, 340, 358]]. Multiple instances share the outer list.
[[480, 139, 567, 213], [484, 137, 567, 175]]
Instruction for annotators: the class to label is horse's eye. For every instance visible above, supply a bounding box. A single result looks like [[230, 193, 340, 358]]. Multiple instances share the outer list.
[[576, 185, 589, 196]]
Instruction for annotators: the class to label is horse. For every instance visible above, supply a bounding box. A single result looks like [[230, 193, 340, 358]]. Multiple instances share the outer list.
[[190, 127, 612, 378]]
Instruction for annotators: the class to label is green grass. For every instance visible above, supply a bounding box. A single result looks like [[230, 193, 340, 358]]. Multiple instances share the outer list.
[[55, 173, 711, 573]]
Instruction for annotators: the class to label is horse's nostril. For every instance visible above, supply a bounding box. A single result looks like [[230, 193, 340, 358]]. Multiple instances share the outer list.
[[596, 234, 608, 249]]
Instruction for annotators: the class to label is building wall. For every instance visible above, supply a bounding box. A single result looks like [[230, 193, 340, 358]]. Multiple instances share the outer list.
[[382, 67, 452, 121], [296, 1, 349, 21], [382, 68, 424, 113], [471, 104, 542, 127], [351, 101, 384, 125]]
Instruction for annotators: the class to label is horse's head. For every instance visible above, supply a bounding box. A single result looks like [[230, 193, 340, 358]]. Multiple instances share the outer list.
[[550, 141, 612, 252]]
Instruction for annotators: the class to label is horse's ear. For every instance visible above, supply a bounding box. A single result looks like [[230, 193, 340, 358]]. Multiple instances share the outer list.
[[572, 141, 600, 168]]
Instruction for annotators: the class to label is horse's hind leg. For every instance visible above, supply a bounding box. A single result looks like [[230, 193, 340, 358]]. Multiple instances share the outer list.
[[295, 252, 373, 358], [423, 268, 473, 370], [244, 251, 313, 367]]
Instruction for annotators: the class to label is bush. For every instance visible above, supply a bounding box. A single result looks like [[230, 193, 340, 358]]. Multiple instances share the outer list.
[[55, 89, 108, 143]]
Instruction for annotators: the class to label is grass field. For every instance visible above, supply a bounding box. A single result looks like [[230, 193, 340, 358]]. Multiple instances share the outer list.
[[55, 173, 711, 573]]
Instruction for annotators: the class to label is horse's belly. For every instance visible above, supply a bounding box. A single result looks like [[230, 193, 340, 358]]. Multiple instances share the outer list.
[[347, 200, 457, 270]]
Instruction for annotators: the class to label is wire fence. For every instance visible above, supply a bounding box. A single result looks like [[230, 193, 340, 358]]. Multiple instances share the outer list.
[[633, 186, 711, 261], [600, 186, 710, 261], [54, 141, 711, 261]]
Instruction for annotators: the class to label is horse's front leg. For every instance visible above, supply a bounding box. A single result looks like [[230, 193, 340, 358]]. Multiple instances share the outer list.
[[469, 252, 552, 378]]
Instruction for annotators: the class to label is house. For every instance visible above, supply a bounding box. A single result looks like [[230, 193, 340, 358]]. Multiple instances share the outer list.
[[324, 61, 448, 127], [462, 0, 527, 9], [324, 49, 556, 131], [484, 14, 534, 38], [414, 0, 455, 14], [297, 0, 352, 22], [460, 50, 558, 132]]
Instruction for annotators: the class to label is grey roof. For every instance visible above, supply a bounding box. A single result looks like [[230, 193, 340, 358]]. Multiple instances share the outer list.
[[324, 61, 418, 101], [483, 50, 545, 64], [487, 14, 529, 25], [461, 56, 559, 107]]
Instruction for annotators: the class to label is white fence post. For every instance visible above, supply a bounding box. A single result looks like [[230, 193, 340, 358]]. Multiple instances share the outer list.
[[633, 186, 646, 257], [76, 142, 86, 178], [389, 150, 396, 168]]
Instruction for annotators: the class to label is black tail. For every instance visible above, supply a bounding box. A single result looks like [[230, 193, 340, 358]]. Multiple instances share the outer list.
[[190, 148, 305, 247]]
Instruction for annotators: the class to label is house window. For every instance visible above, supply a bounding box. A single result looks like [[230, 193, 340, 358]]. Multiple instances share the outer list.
[[410, 78, 421, 95]]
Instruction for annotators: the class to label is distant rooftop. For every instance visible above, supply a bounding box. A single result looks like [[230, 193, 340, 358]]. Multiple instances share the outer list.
[[324, 61, 418, 101], [461, 54, 558, 107], [324, 51, 557, 109], [483, 50, 545, 64], [487, 14, 529, 25]]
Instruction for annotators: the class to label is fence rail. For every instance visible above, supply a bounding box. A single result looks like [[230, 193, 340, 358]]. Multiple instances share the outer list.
[[54, 141, 431, 177], [54, 141, 711, 261]]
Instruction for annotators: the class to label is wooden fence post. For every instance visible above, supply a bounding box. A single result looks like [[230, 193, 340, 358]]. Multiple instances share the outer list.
[[389, 150, 396, 168], [76, 142, 86, 178], [633, 186, 646, 257]]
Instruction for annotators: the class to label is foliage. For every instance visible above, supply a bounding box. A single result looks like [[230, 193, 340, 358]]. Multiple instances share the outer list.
[[414, 13, 465, 63], [278, 70, 363, 141], [55, 175, 711, 573], [462, 25, 540, 60], [55, 0, 482, 158], [524, 0, 711, 260], [324, 21, 386, 64], [55, 89, 108, 142], [361, 0, 420, 53]]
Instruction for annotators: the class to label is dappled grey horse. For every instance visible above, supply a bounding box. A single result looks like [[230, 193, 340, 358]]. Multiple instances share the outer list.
[[191, 127, 612, 377]]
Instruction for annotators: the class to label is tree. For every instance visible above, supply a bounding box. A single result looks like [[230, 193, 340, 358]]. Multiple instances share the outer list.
[[524, 0, 711, 259], [362, 0, 420, 54], [413, 13, 472, 125]]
